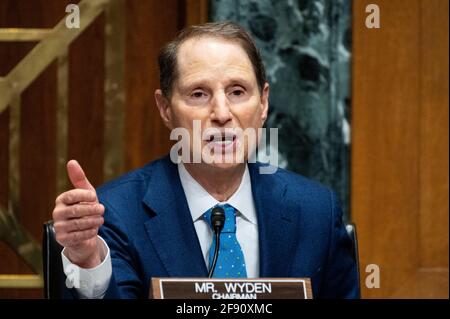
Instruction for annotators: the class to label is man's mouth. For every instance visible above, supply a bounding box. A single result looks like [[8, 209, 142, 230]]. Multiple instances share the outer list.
[[207, 133, 236, 145], [202, 129, 238, 153]]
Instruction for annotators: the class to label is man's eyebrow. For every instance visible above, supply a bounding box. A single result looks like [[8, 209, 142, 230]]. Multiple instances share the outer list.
[[180, 78, 213, 89], [180, 77, 253, 89]]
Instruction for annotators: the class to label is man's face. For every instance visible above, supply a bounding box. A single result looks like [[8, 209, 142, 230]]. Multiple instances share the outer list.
[[156, 36, 269, 170]]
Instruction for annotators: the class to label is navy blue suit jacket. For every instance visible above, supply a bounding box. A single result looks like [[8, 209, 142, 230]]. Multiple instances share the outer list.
[[64, 155, 359, 299]]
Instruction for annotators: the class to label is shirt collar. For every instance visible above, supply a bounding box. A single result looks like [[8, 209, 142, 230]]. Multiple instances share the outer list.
[[178, 163, 257, 225]]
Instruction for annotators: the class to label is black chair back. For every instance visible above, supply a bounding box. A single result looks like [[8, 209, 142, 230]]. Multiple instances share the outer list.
[[43, 220, 65, 299], [345, 222, 361, 297]]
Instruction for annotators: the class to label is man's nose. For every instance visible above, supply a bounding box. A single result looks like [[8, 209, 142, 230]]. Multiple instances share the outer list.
[[210, 93, 232, 125]]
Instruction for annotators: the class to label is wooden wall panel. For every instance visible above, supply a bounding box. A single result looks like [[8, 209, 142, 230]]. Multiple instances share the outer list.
[[0, 44, 37, 298], [20, 61, 57, 254], [0, 0, 72, 299], [352, 0, 448, 298], [68, 14, 105, 187], [124, 0, 181, 170], [185, 0, 209, 26], [352, 0, 421, 298], [419, 0, 449, 269]]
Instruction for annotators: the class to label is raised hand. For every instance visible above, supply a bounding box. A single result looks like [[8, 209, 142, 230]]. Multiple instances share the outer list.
[[52, 160, 105, 268]]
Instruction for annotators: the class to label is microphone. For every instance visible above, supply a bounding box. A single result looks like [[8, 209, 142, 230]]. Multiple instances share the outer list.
[[208, 206, 225, 278]]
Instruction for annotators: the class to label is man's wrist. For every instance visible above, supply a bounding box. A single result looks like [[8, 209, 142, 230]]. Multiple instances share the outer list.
[[61, 236, 112, 299], [64, 238, 104, 269]]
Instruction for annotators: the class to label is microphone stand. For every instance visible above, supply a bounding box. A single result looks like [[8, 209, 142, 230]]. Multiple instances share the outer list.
[[208, 207, 225, 278], [208, 231, 221, 278]]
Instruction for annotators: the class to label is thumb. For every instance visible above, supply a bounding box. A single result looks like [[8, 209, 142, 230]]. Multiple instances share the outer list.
[[67, 160, 95, 191]]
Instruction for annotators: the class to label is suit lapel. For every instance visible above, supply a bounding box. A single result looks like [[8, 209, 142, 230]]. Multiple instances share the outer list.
[[248, 163, 299, 277], [142, 157, 208, 277]]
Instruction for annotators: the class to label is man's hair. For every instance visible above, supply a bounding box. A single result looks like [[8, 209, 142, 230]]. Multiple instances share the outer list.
[[157, 21, 267, 98]]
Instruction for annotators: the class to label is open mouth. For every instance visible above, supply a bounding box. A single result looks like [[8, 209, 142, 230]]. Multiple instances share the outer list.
[[207, 133, 236, 145], [202, 129, 238, 151]]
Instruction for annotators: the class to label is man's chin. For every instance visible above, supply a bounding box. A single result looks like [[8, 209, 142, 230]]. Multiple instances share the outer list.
[[199, 156, 247, 171]]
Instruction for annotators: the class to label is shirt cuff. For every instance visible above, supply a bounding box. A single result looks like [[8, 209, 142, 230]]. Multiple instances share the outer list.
[[61, 235, 112, 299]]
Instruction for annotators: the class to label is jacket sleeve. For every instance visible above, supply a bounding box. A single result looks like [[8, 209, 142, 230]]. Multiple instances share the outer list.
[[99, 201, 145, 299], [318, 190, 360, 299]]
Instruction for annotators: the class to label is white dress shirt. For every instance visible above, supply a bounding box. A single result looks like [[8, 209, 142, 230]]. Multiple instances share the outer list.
[[61, 163, 259, 299], [178, 163, 259, 278]]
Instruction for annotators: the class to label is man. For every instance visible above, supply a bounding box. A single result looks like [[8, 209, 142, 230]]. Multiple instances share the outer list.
[[52, 22, 359, 299]]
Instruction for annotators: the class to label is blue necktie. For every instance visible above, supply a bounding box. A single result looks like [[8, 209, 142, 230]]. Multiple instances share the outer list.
[[203, 204, 247, 278]]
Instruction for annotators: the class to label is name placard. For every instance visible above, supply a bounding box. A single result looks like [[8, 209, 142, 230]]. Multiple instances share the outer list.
[[150, 278, 312, 299]]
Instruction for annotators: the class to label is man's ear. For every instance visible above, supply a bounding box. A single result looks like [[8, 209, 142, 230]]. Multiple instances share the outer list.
[[155, 89, 173, 130], [260, 82, 270, 126]]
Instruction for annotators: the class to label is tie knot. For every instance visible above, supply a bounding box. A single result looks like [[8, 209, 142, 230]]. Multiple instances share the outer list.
[[203, 204, 236, 233]]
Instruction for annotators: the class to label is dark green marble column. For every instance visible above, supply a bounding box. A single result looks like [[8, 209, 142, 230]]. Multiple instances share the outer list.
[[210, 0, 352, 219]]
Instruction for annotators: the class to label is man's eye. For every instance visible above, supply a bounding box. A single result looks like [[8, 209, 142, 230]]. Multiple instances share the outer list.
[[232, 89, 246, 98], [191, 91, 206, 98]]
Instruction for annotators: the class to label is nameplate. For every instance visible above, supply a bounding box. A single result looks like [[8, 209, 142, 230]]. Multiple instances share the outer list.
[[150, 278, 313, 299]]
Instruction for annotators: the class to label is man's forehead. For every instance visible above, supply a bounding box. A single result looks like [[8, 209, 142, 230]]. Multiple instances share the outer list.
[[178, 36, 247, 57], [176, 37, 255, 83]]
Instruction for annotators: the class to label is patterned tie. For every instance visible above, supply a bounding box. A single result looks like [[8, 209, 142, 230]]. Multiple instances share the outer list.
[[203, 204, 247, 278]]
